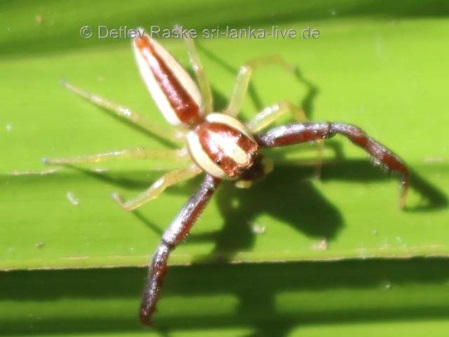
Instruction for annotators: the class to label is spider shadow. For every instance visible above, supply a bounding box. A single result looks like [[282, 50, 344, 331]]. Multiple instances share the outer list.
[[319, 160, 448, 212], [190, 164, 342, 263], [187, 157, 447, 264]]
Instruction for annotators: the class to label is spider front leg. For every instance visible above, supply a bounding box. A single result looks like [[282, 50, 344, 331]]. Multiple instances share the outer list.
[[140, 174, 221, 326], [257, 122, 410, 207]]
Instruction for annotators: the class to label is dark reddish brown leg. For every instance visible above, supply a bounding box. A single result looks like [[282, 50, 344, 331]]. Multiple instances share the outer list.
[[140, 174, 221, 326], [257, 122, 409, 207]]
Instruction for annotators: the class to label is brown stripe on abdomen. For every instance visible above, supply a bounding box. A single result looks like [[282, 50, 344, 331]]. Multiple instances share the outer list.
[[135, 36, 202, 126]]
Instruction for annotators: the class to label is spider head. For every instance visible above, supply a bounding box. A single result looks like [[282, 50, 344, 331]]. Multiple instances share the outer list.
[[235, 155, 273, 188]]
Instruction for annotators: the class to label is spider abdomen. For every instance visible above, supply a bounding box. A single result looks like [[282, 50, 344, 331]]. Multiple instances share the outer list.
[[187, 113, 260, 180], [133, 33, 203, 127]]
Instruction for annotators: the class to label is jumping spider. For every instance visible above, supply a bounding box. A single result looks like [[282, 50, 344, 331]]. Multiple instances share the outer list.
[[44, 28, 409, 325]]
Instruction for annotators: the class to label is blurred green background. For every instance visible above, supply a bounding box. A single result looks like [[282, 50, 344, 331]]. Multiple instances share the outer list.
[[1, 0, 448, 336]]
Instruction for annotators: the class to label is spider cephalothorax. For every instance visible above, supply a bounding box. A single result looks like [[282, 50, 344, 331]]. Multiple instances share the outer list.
[[45, 28, 409, 326], [187, 113, 268, 181]]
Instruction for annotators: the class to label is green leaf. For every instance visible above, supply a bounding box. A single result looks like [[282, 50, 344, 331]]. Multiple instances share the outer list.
[[1, 0, 448, 335]]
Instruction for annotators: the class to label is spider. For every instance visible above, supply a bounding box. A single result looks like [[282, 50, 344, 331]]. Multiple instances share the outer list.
[[44, 28, 410, 326]]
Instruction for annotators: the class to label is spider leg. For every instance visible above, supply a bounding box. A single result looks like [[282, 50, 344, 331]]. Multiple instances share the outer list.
[[140, 174, 221, 326], [176, 25, 213, 114], [224, 55, 295, 117], [61, 81, 182, 145], [113, 164, 202, 211], [247, 101, 307, 133], [257, 122, 410, 207], [43, 148, 190, 165]]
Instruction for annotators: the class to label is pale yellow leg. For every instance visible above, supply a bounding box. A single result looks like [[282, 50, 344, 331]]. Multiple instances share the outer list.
[[176, 25, 213, 114], [247, 101, 307, 133], [43, 148, 190, 165], [62, 81, 182, 144], [224, 55, 296, 117], [112, 164, 202, 211]]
